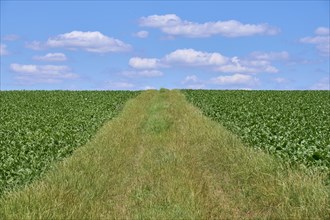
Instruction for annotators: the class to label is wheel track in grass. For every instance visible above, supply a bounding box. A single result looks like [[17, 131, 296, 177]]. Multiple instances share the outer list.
[[0, 90, 328, 219]]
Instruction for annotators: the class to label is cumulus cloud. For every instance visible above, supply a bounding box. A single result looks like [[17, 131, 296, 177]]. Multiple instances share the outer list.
[[26, 31, 132, 53], [211, 73, 259, 86], [10, 63, 78, 84], [129, 48, 279, 74], [300, 27, 330, 56], [47, 31, 132, 52], [249, 51, 290, 61], [33, 53, 67, 62], [25, 41, 45, 50], [182, 75, 199, 84], [164, 49, 228, 66], [181, 75, 205, 89], [0, 44, 9, 55], [215, 57, 278, 73], [134, 30, 149, 38], [139, 14, 280, 38], [121, 70, 163, 77], [181, 73, 258, 89], [129, 57, 161, 69], [315, 27, 330, 35], [140, 14, 181, 28]]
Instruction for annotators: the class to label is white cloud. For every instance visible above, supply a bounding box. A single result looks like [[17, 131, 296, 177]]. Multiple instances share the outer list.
[[33, 53, 67, 62], [249, 51, 290, 61], [26, 31, 131, 53], [0, 44, 9, 55], [215, 64, 252, 73], [181, 75, 205, 89], [121, 70, 163, 77], [134, 30, 149, 38], [47, 31, 132, 53], [181, 73, 258, 89], [301, 36, 329, 44], [315, 43, 330, 56], [129, 48, 279, 74], [310, 77, 330, 90], [129, 57, 161, 69], [215, 57, 278, 73], [300, 27, 330, 56], [315, 27, 329, 35], [139, 14, 280, 38], [182, 75, 198, 84], [164, 49, 228, 66], [25, 41, 45, 50], [3, 34, 19, 41], [301, 36, 330, 56], [106, 81, 135, 90], [10, 63, 78, 84], [211, 73, 259, 85], [140, 14, 181, 27]]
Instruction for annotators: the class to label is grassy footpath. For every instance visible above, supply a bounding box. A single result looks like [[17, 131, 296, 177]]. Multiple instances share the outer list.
[[0, 90, 329, 219]]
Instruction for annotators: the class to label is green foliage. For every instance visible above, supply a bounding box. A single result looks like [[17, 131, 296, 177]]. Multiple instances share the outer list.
[[182, 90, 330, 174], [0, 90, 140, 196]]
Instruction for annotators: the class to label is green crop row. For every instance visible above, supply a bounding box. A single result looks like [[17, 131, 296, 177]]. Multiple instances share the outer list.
[[182, 90, 330, 174], [0, 90, 140, 196]]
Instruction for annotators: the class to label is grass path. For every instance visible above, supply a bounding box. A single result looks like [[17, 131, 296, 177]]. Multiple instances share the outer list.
[[0, 90, 328, 219]]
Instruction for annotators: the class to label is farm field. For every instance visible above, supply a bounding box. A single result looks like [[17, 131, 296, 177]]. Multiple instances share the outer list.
[[1, 1, 329, 218], [0, 90, 328, 219], [183, 90, 330, 174], [0, 90, 140, 196]]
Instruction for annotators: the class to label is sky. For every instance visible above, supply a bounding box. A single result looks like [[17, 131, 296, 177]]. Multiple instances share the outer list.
[[0, 1, 329, 90]]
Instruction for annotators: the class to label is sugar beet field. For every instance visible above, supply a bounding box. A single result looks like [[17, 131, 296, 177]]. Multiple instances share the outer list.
[[1, 90, 329, 195], [0, 91, 140, 196], [0, 89, 329, 218], [183, 90, 330, 172]]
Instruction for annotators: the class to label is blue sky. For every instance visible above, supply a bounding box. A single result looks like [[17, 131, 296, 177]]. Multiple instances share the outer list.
[[1, 1, 329, 90]]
